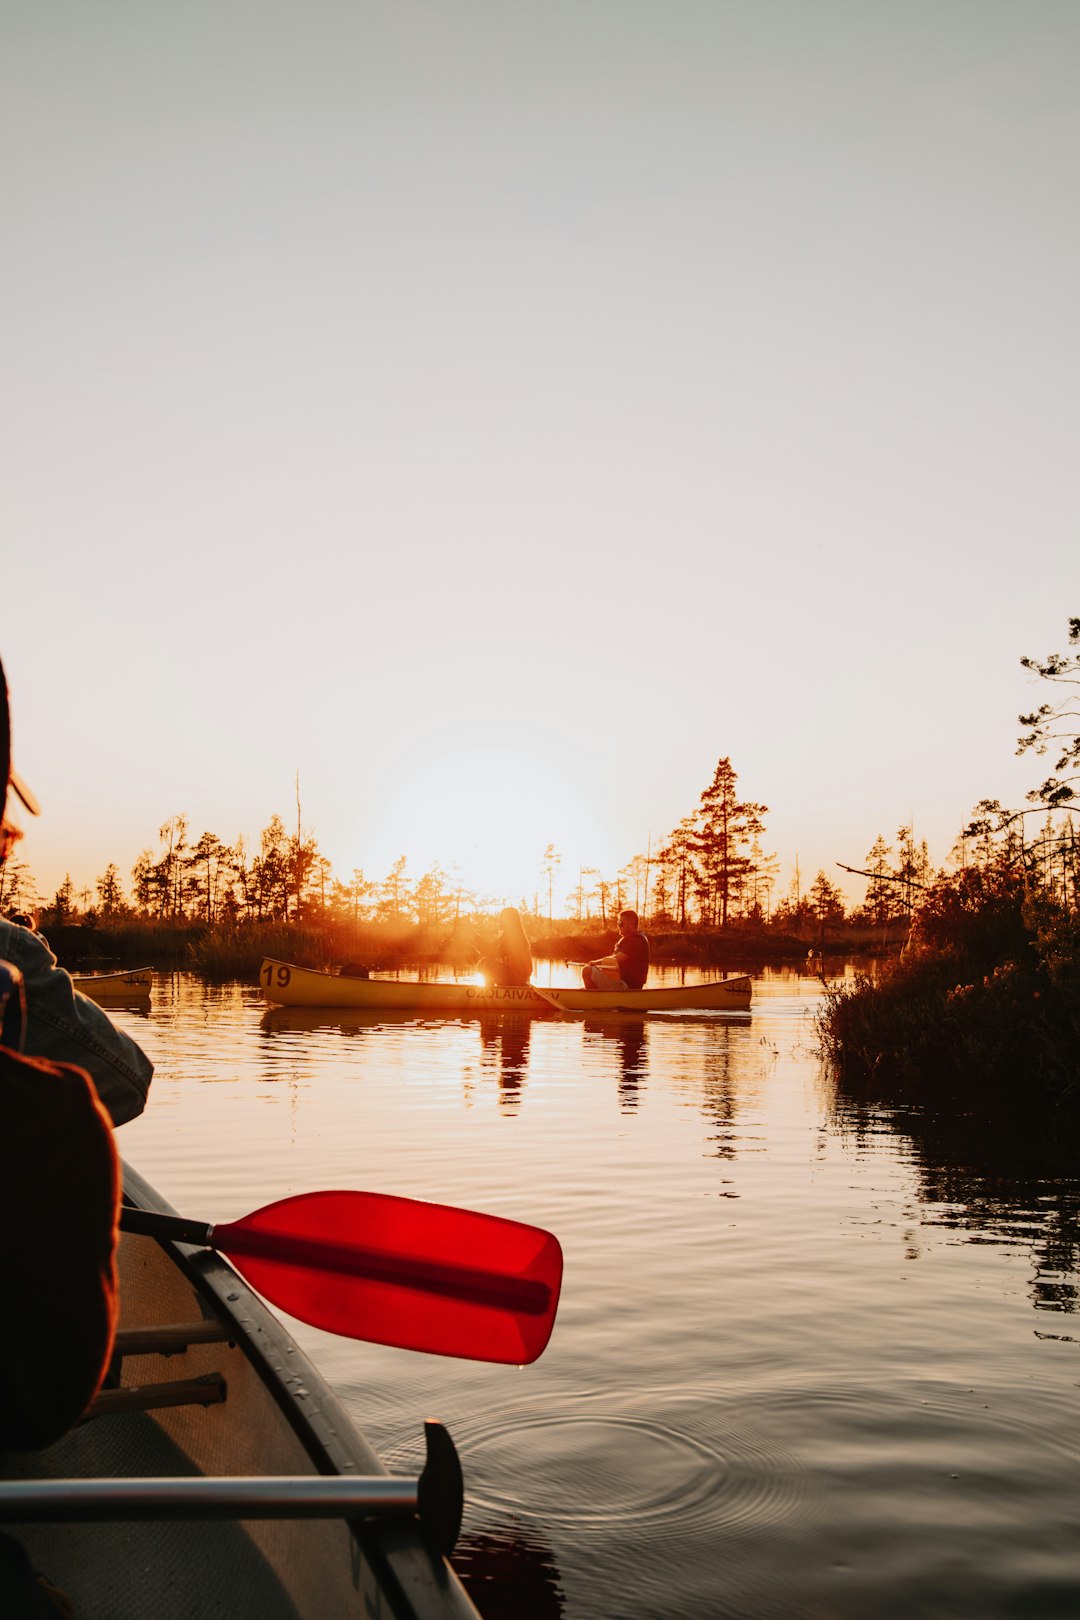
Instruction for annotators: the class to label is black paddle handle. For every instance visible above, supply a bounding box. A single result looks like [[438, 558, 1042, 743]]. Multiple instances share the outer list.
[[120, 1206, 213, 1247]]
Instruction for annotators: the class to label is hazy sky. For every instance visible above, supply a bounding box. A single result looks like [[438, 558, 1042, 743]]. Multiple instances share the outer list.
[[4, 1, 1078, 910]]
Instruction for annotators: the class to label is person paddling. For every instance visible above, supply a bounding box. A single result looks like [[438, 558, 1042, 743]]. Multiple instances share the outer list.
[[581, 909, 650, 992], [476, 906, 533, 988]]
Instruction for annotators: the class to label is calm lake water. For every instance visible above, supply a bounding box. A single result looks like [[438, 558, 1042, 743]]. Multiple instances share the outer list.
[[114, 966, 1080, 1620]]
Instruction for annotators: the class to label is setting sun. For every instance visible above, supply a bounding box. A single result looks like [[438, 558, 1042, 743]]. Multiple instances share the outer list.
[[340, 742, 609, 907]]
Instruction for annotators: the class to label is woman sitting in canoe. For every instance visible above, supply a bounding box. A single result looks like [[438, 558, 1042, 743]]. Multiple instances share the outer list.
[[476, 906, 533, 988]]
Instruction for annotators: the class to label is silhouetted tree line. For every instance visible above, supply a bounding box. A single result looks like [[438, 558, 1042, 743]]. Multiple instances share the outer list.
[[645, 758, 935, 935], [11, 677, 1075, 945], [0, 755, 951, 943], [6, 816, 474, 933]]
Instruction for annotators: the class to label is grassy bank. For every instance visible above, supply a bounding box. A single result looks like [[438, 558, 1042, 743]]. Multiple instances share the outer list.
[[46, 918, 451, 978], [44, 914, 836, 978]]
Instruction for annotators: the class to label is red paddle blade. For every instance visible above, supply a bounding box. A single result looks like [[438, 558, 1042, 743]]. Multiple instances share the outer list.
[[214, 1191, 563, 1365]]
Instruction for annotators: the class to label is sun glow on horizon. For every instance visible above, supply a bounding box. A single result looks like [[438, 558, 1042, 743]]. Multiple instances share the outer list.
[[333, 743, 612, 909]]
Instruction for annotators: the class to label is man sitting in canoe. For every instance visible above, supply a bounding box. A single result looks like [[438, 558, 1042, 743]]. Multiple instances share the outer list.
[[581, 909, 650, 992], [476, 906, 533, 987]]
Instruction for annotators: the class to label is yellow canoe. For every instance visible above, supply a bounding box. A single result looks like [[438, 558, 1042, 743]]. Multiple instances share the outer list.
[[72, 967, 153, 1002], [259, 958, 752, 1014]]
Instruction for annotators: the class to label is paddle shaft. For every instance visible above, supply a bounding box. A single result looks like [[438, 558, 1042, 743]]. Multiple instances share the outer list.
[[121, 1205, 552, 1316], [123, 1206, 210, 1246], [527, 981, 574, 1017]]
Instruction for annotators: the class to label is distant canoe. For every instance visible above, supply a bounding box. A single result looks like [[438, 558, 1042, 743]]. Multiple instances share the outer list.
[[259, 958, 753, 1015], [72, 967, 152, 1002]]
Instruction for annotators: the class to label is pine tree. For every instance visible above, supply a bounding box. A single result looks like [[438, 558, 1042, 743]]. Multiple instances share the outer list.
[[692, 757, 768, 928], [1019, 615, 1080, 805], [863, 835, 894, 925]]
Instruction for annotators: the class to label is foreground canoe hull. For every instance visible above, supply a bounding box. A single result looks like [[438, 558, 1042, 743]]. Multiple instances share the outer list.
[[260, 958, 753, 1013], [0, 1163, 479, 1619]]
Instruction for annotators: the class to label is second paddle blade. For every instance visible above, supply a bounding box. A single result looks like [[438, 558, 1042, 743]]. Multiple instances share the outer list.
[[215, 1190, 563, 1365]]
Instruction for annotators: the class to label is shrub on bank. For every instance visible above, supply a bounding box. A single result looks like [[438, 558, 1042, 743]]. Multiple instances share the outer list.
[[817, 864, 1080, 1101]]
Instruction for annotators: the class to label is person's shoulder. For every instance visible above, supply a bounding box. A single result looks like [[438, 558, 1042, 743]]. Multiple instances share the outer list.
[[0, 917, 57, 971], [0, 916, 35, 953]]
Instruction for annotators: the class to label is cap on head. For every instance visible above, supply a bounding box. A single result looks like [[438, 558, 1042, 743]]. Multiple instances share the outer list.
[[0, 658, 40, 824]]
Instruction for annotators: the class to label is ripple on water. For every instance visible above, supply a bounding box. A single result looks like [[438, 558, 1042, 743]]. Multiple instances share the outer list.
[[383, 1387, 808, 1539]]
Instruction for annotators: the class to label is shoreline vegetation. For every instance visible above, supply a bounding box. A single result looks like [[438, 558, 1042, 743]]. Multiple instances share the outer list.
[[818, 617, 1080, 1110], [2, 752, 923, 977], [31, 913, 909, 979], [6, 621, 1077, 1086]]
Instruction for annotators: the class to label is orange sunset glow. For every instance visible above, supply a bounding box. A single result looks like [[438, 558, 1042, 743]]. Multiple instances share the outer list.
[[3, 11, 1080, 1615]]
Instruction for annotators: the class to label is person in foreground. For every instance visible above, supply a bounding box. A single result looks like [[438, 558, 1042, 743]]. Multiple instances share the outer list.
[[0, 758, 152, 1130], [0, 656, 126, 1615], [476, 905, 533, 987], [581, 909, 650, 991]]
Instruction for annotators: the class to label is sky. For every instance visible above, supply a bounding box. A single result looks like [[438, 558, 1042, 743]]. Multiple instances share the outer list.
[[4, 1, 1079, 912]]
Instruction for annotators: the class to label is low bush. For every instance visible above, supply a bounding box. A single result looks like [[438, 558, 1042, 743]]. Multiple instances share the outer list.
[[818, 864, 1080, 1103]]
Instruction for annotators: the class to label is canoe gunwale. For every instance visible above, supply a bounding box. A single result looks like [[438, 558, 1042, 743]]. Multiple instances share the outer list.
[[72, 968, 153, 986]]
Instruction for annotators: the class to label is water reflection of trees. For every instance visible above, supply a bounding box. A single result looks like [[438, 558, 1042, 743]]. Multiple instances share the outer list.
[[660, 1020, 756, 1162], [829, 1078, 1080, 1312], [579, 1016, 757, 1136], [454, 1517, 565, 1620]]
